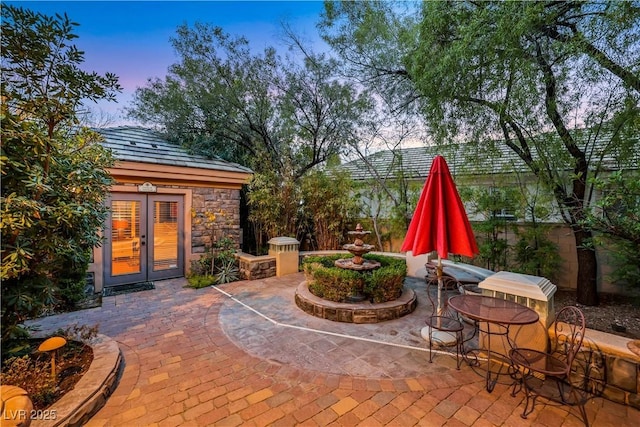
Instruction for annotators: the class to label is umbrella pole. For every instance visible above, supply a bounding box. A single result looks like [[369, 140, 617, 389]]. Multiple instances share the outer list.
[[421, 255, 456, 345], [437, 256, 443, 317]]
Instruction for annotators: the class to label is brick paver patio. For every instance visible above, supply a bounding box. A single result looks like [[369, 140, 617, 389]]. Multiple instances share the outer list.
[[29, 273, 640, 426]]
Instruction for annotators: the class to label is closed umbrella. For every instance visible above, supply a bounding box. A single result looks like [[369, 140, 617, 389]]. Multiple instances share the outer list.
[[401, 155, 479, 324]]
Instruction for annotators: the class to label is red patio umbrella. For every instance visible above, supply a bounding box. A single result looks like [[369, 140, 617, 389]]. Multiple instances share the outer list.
[[401, 155, 479, 316]]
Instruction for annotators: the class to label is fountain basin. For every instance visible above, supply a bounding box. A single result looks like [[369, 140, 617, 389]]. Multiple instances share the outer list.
[[334, 258, 381, 271], [295, 281, 417, 323]]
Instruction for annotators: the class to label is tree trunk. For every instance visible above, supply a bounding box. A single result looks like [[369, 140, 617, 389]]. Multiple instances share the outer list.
[[573, 227, 599, 306]]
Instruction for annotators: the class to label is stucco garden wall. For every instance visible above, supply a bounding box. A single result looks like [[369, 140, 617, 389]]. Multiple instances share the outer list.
[[378, 222, 624, 295]]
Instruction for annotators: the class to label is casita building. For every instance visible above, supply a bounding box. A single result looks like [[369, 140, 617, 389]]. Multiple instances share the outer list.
[[88, 127, 252, 294]]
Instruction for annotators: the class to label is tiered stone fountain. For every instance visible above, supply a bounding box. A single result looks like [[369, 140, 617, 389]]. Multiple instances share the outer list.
[[334, 223, 381, 272], [295, 224, 417, 323], [334, 224, 381, 302]]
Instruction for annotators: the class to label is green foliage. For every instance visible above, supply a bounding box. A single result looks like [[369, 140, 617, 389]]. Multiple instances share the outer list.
[[1, 6, 121, 341], [1, 355, 57, 408], [510, 178, 561, 280], [247, 166, 361, 251], [247, 168, 300, 242], [365, 261, 406, 303], [189, 254, 211, 278], [186, 275, 217, 289], [127, 24, 371, 178], [300, 168, 361, 250], [357, 151, 423, 252], [302, 254, 406, 303], [460, 181, 561, 279], [586, 170, 640, 289], [215, 259, 240, 285], [305, 262, 364, 302], [461, 186, 520, 271], [212, 237, 237, 266], [605, 239, 640, 290], [320, 0, 640, 304], [302, 254, 345, 268], [55, 252, 93, 311], [188, 237, 240, 287], [1, 325, 97, 409], [512, 226, 561, 282], [588, 171, 640, 248], [127, 23, 372, 250]]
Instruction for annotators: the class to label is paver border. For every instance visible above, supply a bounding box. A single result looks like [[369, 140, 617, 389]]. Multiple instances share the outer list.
[[32, 334, 122, 427], [295, 280, 417, 323]]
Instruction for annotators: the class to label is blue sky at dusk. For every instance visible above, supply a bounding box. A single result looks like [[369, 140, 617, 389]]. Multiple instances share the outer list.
[[8, 1, 327, 124]]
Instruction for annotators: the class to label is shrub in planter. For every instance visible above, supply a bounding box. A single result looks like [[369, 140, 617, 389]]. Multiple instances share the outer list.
[[302, 254, 406, 303], [304, 262, 364, 301], [365, 262, 406, 303]]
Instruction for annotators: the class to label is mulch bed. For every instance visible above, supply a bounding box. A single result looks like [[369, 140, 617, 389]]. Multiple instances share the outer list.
[[1, 339, 94, 410], [554, 289, 640, 339]]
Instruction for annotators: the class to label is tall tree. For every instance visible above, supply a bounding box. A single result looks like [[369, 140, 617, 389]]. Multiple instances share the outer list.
[[1, 6, 121, 339], [321, 0, 640, 305], [127, 24, 372, 243], [127, 24, 370, 178]]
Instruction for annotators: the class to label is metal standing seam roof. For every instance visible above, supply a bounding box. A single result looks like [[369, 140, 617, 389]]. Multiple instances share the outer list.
[[96, 126, 253, 174]]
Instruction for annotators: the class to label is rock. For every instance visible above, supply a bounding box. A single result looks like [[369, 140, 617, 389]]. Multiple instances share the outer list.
[[1, 385, 33, 427]]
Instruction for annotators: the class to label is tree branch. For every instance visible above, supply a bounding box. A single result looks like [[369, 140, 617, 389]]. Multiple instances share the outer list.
[[541, 26, 640, 93]]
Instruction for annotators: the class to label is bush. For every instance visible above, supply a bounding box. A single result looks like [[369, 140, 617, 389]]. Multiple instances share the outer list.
[[512, 228, 561, 282], [188, 237, 239, 287], [186, 275, 217, 289], [215, 259, 239, 284], [366, 262, 406, 302], [302, 254, 406, 303], [55, 251, 93, 311], [1, 6, 120, 341], [304, 262, 364, 301]]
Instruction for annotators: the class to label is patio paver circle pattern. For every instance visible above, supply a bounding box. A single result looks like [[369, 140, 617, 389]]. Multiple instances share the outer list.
[[294, 281, 417, 324], [27, 273, 640, 426]]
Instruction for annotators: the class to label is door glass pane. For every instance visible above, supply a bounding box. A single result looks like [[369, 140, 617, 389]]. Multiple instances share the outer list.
[[111, 201, 141, 275], [153, 201, 178, 271]]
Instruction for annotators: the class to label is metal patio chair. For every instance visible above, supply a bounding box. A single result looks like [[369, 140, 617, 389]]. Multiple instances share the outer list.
[[509, 306, 589, 426]]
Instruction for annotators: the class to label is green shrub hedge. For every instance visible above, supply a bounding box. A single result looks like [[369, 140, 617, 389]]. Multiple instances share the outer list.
[[302, 254, 407, 303]]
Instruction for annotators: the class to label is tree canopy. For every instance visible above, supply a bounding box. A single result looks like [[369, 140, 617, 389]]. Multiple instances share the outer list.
[[127, 24, 371, 179], [320, 0, 640, 305], [127, 23, 377, 246]]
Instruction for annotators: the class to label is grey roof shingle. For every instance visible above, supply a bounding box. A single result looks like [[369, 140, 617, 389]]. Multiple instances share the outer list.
[[341, 130, 638, 181], [340, 144, 526, 181], [97, 126, 252, 174]]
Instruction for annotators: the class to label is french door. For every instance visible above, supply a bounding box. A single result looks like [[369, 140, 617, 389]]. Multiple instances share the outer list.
[[105, 194, 184, 286]]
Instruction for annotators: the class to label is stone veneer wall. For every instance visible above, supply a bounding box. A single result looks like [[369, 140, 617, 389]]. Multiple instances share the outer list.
[[236, 252, 276, 280], [191, 187, 242, 253], [551, 328, 640, 409]]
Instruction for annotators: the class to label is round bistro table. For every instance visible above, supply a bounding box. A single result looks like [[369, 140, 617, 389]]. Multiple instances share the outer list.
[[448, 294, 540, 392]]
